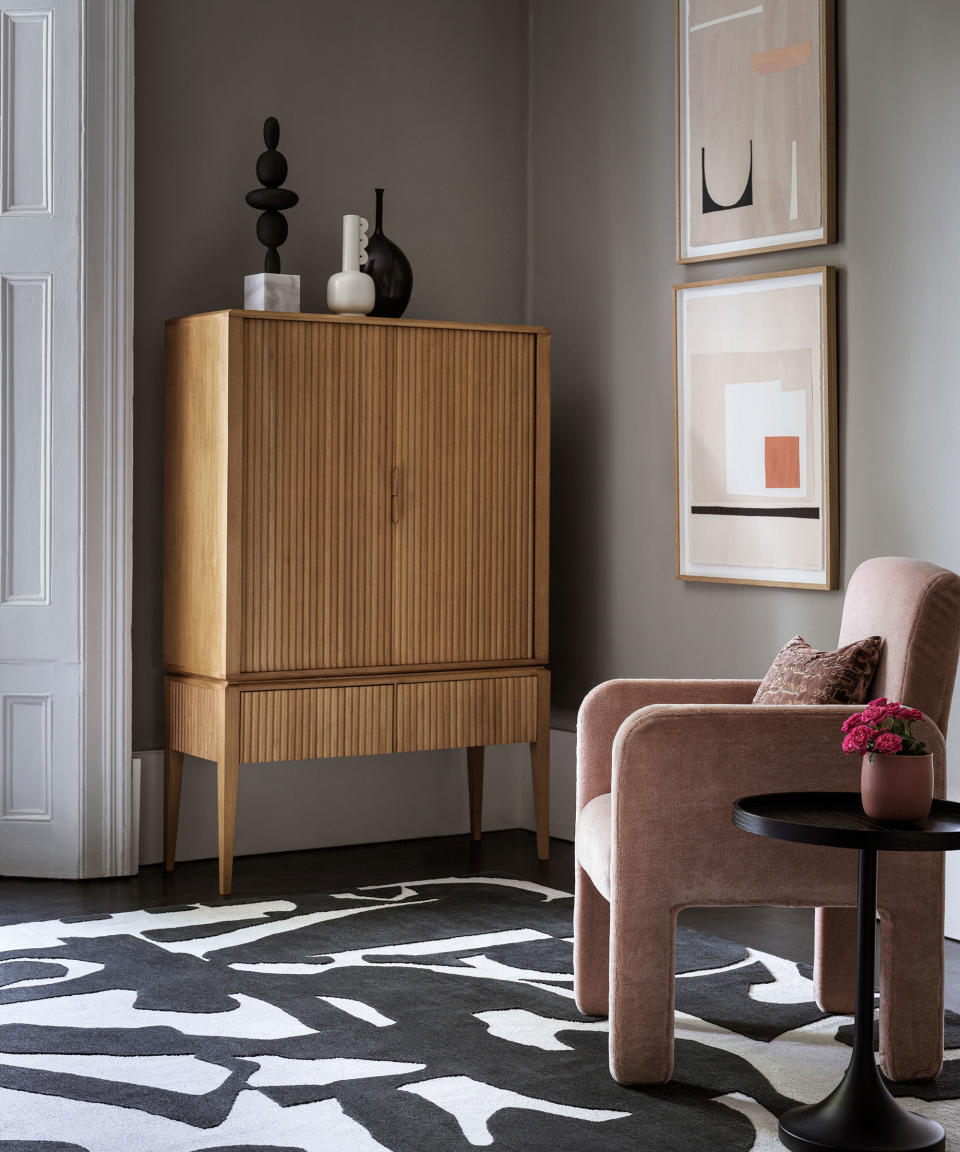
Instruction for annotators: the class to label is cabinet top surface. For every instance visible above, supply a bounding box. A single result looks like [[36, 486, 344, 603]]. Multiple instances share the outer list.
[[166, 309, 549, 337]]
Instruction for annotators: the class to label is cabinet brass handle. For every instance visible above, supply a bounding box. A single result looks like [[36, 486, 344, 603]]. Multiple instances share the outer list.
[[391, 467, 400, 523]]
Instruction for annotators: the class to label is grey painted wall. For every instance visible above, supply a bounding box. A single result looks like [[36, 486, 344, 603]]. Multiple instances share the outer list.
[[527, 0, 960, 931], [134, 0, 529, 748], [529, 0, 960, 718], [136, 2, 960, 902]]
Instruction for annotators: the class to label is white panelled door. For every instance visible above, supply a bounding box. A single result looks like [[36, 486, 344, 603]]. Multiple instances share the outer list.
[[0, 0, 84, 875]]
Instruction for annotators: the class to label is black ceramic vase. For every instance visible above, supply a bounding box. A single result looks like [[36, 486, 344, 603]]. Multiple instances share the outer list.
[[362, 188, 413, 317]]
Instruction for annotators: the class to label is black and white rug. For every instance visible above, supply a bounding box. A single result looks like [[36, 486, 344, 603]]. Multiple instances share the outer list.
[[0, 875, 957, 1150]]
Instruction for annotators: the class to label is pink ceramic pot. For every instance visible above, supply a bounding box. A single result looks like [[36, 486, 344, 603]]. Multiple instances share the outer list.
[[861, 752, 934, 821]]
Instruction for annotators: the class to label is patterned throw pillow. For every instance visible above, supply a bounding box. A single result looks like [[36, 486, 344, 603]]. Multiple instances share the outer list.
[[753, 635, 884, 705]]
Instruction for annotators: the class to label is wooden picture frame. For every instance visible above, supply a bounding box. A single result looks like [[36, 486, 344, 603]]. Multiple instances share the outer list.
[[676, 0, 836, 263], [674, 267, 838, 589]]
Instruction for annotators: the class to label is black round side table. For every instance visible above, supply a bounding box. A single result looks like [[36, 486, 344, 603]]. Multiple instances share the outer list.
[[733, 790, 960, 1152]]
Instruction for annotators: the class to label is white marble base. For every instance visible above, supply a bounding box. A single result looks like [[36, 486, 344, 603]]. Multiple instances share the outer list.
[[244, 273, 301, 312]]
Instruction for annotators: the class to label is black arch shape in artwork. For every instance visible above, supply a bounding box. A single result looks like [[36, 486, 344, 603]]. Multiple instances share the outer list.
[[702, 140, 753, 214]]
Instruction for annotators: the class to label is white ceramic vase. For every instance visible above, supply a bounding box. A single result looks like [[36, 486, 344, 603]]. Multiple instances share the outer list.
[[327, 215, 375, 316]]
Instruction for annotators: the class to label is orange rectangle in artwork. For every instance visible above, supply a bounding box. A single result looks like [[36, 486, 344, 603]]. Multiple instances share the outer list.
[[765, 436, 801, 488], [751, 41, 812, 75]]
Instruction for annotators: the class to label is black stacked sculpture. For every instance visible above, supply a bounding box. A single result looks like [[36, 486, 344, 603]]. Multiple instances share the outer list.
[[243, 118, 300, 311], [246, 117, 298, 271]]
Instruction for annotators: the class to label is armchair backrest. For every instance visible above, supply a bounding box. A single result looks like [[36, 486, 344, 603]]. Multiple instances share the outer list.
[[838, 556, 960, 735]]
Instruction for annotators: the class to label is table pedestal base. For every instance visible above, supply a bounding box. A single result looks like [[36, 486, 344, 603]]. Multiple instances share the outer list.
[[778, 848, 943, 1151], [779, 1061, 944, 1151]]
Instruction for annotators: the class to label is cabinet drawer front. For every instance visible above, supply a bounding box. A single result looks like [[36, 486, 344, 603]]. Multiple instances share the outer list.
[[396, 676, 538, 752], [240, 685, 394, 763]]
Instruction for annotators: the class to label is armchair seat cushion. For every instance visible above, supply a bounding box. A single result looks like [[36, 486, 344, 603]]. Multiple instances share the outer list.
[[576, 792, 612, 900]]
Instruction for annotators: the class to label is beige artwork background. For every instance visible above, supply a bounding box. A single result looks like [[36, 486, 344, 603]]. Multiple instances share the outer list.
[[689, 348, 817, 508], [684, 0, 823, 248], [679, 278, 826, 577]]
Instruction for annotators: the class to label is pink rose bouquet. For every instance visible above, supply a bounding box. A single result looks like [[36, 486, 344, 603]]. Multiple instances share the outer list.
[[841, 698, 927, 761]]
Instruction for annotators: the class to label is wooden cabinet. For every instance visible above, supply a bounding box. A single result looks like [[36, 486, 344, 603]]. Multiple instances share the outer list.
[[163, 311, 550, 894]]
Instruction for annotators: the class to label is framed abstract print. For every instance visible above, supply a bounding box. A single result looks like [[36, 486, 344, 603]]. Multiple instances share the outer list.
[[674, 267, 837, 590], [676, 0, 835, 263]]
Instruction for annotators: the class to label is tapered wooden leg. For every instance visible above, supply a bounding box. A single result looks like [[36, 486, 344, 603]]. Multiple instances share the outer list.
[[467, 746, 484, 841], [163, 677, 183, 872], [163, 748, 183, 872], [530, 668, 551, 860], [217, 687, 241, 897]]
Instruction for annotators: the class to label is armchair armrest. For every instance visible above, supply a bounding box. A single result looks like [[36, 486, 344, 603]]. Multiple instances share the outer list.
[[577, 678, 761, 809], [610, 704, 946, 894]]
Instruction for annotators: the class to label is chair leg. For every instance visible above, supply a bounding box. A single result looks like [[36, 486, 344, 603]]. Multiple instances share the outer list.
[[608, 902, 678, 1085], [877, 905, 945, 1081], [814, 906, 857, 1013], [574, 862, 610, 1017]]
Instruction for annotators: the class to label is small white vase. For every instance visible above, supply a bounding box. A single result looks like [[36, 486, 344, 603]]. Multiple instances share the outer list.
[[327, 215, 375, 316]]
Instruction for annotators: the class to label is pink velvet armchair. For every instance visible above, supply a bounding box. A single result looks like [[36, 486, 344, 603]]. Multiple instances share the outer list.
[[574, 557, 960, 1085]]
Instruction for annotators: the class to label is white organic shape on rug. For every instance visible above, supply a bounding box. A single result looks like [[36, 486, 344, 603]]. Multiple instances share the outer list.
[[745, 951, 817, 1004], [241, 1055, 424, 1087], [236, 938, 575, 1003], [674, 948, 816, 1004], [318, 995, 396, 1027], [678, 1009, 960, 1113], [0, 1085, 395, 1152], [894, 1093, 960, 1133], [0, 898, 437, 963], [329, 928, 554, 961], [234, 927, 551, 974], [331, 876, 572, 903], [0, 1052, 232, 1094], [399, 1075, 630, 1146], [0, 901, 298, 954], [147, 898, 438, 960], [233, 927, 553, 972], [0, 956, 104, 991], [0, 989, 315, 1039], [712, 1093, 784, 1150], [475, 1008, 608, 1051], [677, 1011, 852, 1103]]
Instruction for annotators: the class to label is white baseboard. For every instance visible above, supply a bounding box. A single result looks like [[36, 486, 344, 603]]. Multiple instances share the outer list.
[[136, 742, 544, 866]]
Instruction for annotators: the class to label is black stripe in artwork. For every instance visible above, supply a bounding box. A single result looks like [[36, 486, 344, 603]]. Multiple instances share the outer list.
[[691, 506, 815, 520], [691, 506, 820, 519]]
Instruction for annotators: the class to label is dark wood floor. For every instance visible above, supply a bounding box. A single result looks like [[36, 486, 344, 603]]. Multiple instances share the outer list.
[[2, 829, 957, 1010]]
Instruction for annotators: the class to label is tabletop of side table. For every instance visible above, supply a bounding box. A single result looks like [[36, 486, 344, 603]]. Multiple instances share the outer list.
[[733, 791, 960, 852]]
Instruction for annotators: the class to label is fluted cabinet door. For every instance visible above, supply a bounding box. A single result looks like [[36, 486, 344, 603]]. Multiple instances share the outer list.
[[392, 328, 536, 666], [240, 319, 392, 672]]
